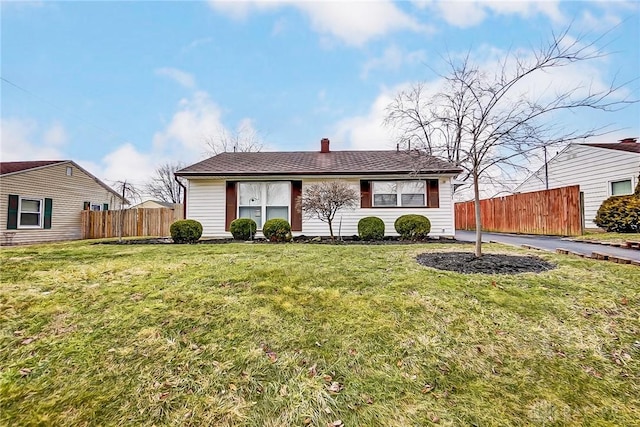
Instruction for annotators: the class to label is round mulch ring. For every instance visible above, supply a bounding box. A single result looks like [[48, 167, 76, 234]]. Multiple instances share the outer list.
[[416, 252, 556, 275]]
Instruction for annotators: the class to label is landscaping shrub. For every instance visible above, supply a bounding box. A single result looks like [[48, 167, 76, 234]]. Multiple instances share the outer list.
[[594, 180, 640, 232], [230, 218, 257, 240], [394, 214, 431, 239], [262, 218, 292, 242], [170, 219, 203, 244], [358, 216, 385, 240]]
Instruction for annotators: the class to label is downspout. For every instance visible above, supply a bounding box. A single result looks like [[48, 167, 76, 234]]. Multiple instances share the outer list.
[[175, 176, 187, 218]]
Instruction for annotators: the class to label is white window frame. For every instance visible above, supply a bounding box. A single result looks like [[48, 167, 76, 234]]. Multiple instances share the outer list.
[[609, 178, 634, 196], [372, 180, 426, 207], [18, 197, 43, 229], [237, 181, 291, 229], [66, 166, 73, 176]]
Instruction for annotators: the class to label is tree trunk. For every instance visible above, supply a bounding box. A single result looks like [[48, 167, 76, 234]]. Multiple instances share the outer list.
[[328, 220, 335, 241], [473, 171, 482, 257]]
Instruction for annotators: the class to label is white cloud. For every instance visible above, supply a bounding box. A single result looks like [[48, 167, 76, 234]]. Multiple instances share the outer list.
[[334, 87, 404, 150], [43, 121, 68, 146], [155, 67, 196, 89], [207, 0, 430, 46], [361, 45, 427, 79], [0, 117, 66, 161], [424, 0, 563, 28], [152, 91, 225, 158], [182, 37, 214, 53], [99, 143, 158, 185]]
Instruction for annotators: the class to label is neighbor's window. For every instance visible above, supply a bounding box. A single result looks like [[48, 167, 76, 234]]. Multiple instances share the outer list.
[[19, 198, 42, 228], [66, 166, 73, 176], [90, 203, 102, 211], [372, 181, 426, 207], [238, 182, 289, 228], [611, 179, 632, 196]]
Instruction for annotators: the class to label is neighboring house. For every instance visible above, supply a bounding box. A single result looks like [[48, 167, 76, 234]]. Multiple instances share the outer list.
[[1, 160, 124, 245], [131, 200, 178, 209], [514, 138, 640, 230], [175, 138, 463, 238]]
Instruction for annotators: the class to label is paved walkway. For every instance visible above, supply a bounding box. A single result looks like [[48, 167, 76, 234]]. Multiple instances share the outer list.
[[455, 231, 640, 264]]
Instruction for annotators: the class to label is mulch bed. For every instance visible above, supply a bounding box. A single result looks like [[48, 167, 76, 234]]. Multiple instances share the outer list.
[[416, 251, 556, 274], [96, 236, 470, 245]]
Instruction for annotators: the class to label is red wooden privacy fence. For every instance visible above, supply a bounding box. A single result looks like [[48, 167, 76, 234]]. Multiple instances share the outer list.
[[81, 207, 184, 239], [455, 185, 583, 236]]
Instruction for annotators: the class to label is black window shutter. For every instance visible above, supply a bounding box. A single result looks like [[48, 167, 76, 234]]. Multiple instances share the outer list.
[[7, 195, 18, 229], [103, 203, 109, 211], [44, 198, 53, 229], [83, 201, 90, 210]]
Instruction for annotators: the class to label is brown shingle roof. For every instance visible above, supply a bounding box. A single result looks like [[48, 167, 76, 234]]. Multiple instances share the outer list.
[[0, 160, 66, 176], [177, 150, 462, 177], [579, 140, 640, 154]]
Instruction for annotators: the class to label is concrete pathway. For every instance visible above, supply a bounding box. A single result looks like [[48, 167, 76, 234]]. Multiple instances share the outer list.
[[455, 230, 640, 265]]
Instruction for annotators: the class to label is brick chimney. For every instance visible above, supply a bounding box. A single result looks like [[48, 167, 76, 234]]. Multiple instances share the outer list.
[[619, 137, 638, 144], [320, 138, 330, 153]]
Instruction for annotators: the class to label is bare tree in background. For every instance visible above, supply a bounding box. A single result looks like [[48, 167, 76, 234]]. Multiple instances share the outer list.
[[146, 162, 185, 204], [298, 181, 359, 240], [204, 122, 264, 155], [385, 26, 635, 257], [112, 180, 142, 242]]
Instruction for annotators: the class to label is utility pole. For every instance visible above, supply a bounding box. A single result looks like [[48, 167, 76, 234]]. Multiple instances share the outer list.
[[543, 146, 549, 190]]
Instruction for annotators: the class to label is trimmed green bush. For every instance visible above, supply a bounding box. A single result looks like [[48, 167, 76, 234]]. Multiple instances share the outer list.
[[594, 194, 640, 233], [262, 218, 292, 242], [170, 219, 203, 244], [358, 216, 385, 240], [394, 214, 431, 240], [230, 218, 257, 240]]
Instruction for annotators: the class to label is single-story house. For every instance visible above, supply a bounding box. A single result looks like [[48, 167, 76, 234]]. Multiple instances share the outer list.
[[514, 137, 639, 230], [175, 138, 463, 238], [1, 160, 124, 245], [131, 200, 180, 209]]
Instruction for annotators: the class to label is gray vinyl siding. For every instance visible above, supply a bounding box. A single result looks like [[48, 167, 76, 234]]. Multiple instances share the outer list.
[[0, 162, 121, 245], [185, 176, 456, 238], [515, 145, 639, 229]]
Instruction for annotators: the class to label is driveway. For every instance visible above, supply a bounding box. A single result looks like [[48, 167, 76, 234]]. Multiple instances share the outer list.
[[455, 230, 640, 263]]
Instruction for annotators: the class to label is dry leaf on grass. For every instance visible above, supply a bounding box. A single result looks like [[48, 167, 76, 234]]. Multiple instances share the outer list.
[[421, 384, 434, 394], [308, 364, 317, 378], [327, 382, 343, 393]]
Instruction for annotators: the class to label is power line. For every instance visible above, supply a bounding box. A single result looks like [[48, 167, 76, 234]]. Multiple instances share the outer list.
[[1, 76, 132, 144]]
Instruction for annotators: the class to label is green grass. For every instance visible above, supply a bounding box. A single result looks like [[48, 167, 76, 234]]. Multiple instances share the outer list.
[[573, 232, 640, 244], [1, 241, 639, 426]]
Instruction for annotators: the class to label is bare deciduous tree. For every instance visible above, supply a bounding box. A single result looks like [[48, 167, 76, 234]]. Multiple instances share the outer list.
[[111, 180, 142, 242], [297, 181, 359, 240], [204, 122, 264, 155], [146, 162, 185, 204], [385, 26, 635, 257]]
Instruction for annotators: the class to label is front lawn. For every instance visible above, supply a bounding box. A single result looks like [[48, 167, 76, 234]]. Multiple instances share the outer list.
[[573, 232, 640, 244], [1, 241, 638, 426]]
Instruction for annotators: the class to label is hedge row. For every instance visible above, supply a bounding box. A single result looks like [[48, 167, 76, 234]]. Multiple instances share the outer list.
[[171, 214, 433, 243]]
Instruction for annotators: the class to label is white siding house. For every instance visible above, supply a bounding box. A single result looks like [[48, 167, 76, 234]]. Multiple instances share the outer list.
[[1, 161, 124, 245], [177, 139, 462, 239], [515, 138, 640, 230]]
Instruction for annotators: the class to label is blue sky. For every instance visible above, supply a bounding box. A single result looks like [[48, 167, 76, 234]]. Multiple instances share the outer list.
[[1, 0, 639, 188]]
